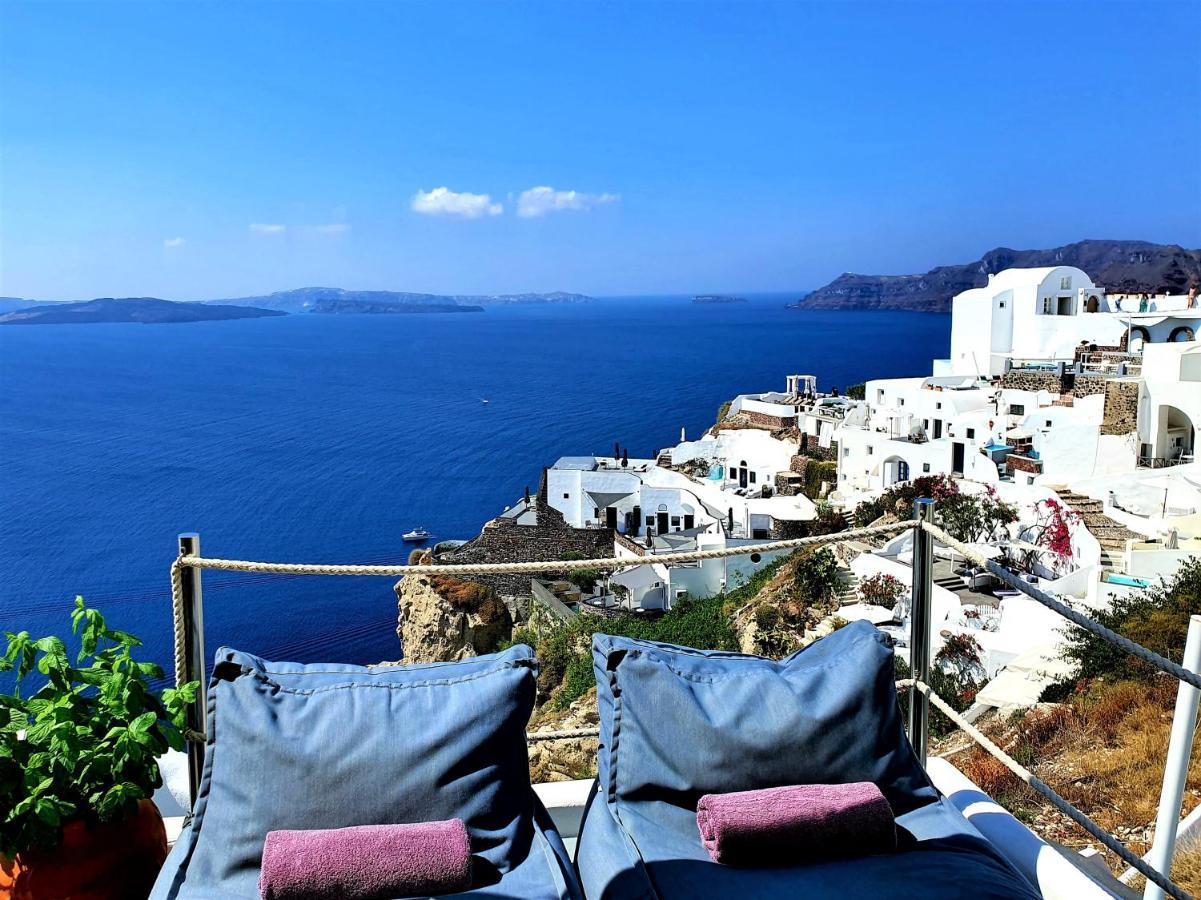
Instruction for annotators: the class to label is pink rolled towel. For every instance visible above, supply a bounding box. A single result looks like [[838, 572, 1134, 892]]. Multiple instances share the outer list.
[[696, 782, 896, 866], [259, 819, 473, 900]]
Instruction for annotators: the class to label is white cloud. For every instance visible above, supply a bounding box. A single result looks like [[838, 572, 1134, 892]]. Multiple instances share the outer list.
[[313, 223, 350, 235], [250, 223, 286, 234], [515, 186, 619, 218], [163, 237, 185, 248], [411, 187, 502, 219]]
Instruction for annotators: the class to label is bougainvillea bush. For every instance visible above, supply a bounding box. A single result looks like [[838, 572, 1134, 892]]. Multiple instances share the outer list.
[[859, 573, 905, 607]]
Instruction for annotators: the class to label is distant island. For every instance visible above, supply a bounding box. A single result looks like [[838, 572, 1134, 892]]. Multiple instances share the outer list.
[[793, 239, 1201, 312], [0, 287, 595, 322], [0, 297, 284, 326], [308, 298, 482, 314], [692, 294, 747, 304], [207, 287, 592, 313]]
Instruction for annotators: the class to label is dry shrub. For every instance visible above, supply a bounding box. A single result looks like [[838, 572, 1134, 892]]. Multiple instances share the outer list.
[[1170, 839, 1201, 896], [429, 575, 505, 620], [957, 747, 1040, 818], [1074, 680, 1159, 742], [1021, 704, 1082, 755]]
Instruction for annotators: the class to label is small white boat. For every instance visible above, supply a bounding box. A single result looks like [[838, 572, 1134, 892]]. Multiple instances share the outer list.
[[403, 527, 431, 542], [480, 398, 490, 404]]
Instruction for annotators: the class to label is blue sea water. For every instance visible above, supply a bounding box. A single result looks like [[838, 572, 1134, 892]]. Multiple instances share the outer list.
[[0, 296, 949, 681]]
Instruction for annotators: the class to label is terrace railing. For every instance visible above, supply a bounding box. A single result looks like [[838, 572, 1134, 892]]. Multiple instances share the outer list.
[[169, 507, 1200, 899]]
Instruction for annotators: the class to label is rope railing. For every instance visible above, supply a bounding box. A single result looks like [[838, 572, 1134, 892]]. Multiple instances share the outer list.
[[168, 520, 913, 688]]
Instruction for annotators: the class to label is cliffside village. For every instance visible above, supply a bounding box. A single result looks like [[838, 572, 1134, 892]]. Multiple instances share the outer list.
[[430, 265, 1201, 712]]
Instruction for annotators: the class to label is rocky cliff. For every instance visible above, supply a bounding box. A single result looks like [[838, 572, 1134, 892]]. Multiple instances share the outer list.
[[395, 572, 513, 663], [796, 240, 1201, 312]]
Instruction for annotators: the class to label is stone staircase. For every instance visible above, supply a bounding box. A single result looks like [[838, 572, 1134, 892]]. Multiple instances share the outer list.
[[1056, 488, 1139, 571], [835, 564, 860, 606], [934, 572, 966, 593]]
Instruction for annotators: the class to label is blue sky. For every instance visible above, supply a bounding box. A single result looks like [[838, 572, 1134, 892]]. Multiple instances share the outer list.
[[1, 0, 1198, 300]]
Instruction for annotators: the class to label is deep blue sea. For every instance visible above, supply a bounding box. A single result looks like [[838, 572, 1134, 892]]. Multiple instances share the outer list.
[[0, 296, 949, 683]]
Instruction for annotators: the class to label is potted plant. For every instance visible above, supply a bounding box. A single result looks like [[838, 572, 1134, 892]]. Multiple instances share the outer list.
[[0, 598, 199, 899]]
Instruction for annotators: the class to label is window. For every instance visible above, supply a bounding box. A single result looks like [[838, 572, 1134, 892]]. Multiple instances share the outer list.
[[749, 472, 757, 483], [1061, 276, 1072, 290], [671, 516, 680, 527], [1045, 419, 1052, 428], [563, 493, 570, 499], [750, 553, 762, 563], [877, 390, 885, 403], [867, 446, 874, 455], [646, 515, 653, 525], [896, 460, 910, 482], [593, 507, 601, 518], [936, 402, 942, 409], [898, 398, 905, 406], [1042, 297, 1053, 314], [966, 428, 975, 439], [844, 447, 850, 456], [1008, 404, 1025, 416], [999, 301, 1006, 308], [923, 463, 931, 473]]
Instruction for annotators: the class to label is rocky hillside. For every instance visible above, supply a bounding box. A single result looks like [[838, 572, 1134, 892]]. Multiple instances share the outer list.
[[394, 572, 512, 663], [796, 240, 1201, 312]]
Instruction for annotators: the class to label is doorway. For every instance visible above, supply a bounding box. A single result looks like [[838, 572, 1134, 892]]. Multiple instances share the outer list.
[[952, 442, 965, 475], [657, 511, 670, 534], [605, 507, 618, 530]]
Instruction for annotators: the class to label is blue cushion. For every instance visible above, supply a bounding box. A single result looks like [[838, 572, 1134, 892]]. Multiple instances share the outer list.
[[591, 620, 936, 815], [576, 787, 1041, 898], [151, 644, 581, 899]]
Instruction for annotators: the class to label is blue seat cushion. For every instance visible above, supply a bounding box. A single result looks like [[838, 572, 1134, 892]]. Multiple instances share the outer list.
[[591, 621, 937, 815], [151, 644, 581, 899], [576, 786, 1041, 898]]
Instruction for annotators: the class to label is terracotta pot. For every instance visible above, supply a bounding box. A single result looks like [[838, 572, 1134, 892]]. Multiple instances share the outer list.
[[0, 799, 168, 900]]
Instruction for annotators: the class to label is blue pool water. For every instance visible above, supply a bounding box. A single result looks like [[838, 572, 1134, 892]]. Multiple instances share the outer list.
[[0, 297, 949, 680]]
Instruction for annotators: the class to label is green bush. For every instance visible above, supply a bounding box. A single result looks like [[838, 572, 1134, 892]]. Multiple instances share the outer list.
[[568, 567, 600, 592], [853, 496, 887, 527], [846, 382, 866, 400], [716, 400, 732, 424], [1056, 559, 1201, 687], [793, 547, 840, 606], [0, 599, 199, 858]]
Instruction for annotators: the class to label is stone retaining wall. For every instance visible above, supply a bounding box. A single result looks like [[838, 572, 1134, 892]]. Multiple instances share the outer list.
[[999, 370, 1108, 398], [1101, 380, 1140, 435]]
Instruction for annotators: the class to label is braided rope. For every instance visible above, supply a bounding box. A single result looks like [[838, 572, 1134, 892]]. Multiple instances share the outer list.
[[170, 558, 189, 690], [171, 521, 912, 580], [913, 679, 1189, 900], [919, 521, 1201, 692]]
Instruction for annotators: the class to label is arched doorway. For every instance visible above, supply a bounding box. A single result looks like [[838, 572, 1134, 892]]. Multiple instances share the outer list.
[[883, 456, 910, 486], [1085, 294, 1100, 313], [1156, 405, 1197, 464], [1169, 326, 1196, 343]]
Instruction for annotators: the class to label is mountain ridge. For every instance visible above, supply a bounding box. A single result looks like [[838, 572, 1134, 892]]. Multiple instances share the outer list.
[[795, 239, 1201, 312]]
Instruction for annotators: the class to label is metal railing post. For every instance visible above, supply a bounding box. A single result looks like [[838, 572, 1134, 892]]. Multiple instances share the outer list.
[[908, 498, 936, 766], [1144, 614, 1201, 900], [178, 533, 207, 808]]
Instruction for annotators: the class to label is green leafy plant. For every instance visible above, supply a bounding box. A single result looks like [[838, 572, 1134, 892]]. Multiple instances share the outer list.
[[792, 547, 840, 606], [0, 598, 199, 859]]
